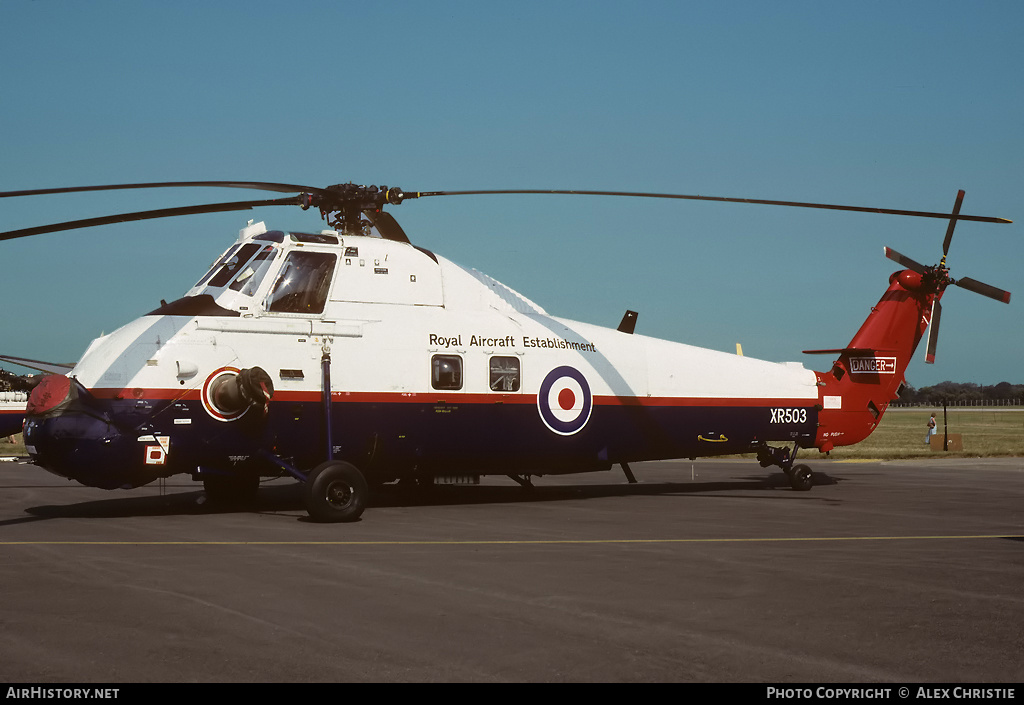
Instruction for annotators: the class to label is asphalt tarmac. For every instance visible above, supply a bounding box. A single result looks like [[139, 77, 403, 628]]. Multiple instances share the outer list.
[[0, 457, 1022, 683]]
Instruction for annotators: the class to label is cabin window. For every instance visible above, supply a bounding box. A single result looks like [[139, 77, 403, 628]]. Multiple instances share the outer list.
[[230, 245, 278, 295], [266, 252, 337, 314], [431, 355, 463, 390], [489, 356, 520, 392]]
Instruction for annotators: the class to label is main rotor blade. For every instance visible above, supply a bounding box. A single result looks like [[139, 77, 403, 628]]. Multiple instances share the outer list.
[[925, 299, 941, 364], [883, 246, 928, 273], [954, 276, 1012, 304], [0, 181, 329, 199], [3, 183, 1013, 224], [0, 197, 304, 241], [412, 189, 1012, 224], [0, 354, 75, 374], [942, 189, 965, 256]]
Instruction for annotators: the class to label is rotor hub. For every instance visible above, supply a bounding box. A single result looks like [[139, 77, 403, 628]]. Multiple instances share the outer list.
[[307, 184, 409, 235]]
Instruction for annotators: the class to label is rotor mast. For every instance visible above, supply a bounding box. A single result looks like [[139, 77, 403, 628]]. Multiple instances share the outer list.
[[308, 184, 410, 236]]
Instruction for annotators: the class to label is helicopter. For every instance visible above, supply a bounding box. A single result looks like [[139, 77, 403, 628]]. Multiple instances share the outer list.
[[0, 182, 1012, 522]]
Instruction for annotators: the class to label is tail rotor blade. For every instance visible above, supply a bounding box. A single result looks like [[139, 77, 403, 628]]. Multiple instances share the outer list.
[[884, 246, 927, 273], [925, 299, 941, 364], [955, 276, 1012, 304], [942, 189, 965, 257]]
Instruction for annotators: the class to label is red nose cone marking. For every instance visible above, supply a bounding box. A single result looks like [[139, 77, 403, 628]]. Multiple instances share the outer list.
[[26, 374, 71, 415], [558, 388, 576, 411]]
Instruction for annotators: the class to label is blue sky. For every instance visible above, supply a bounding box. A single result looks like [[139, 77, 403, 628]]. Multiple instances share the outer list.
[[1, 1, 1021, 387]]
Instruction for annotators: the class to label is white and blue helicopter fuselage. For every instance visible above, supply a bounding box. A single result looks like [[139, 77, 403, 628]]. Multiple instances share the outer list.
[[24, 220, 821, 492]]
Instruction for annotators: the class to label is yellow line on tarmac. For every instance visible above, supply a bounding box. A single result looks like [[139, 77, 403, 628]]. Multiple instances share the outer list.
[[0, 535, 1021, 546]]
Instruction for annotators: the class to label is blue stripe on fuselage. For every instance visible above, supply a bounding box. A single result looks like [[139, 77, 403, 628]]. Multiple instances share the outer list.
[[28, 395, 818, 489]]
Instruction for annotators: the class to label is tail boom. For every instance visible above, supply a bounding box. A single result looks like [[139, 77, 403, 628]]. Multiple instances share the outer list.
[[812, 270, 939, 452]]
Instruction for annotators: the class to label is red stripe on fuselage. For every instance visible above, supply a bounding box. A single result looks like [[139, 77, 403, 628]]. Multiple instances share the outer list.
[[83, 387, 815, 408]]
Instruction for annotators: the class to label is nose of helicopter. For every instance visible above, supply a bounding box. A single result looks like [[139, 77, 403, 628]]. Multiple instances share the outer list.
[[23, 375, 148, 489]]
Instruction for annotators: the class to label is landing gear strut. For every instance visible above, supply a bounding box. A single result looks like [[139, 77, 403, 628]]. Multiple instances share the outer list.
[[756, 442, 813, 491], [300, 346, 369, 522]]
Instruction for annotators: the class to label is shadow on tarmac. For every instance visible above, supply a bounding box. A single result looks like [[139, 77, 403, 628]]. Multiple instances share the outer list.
[[9, 469, 841, 523]]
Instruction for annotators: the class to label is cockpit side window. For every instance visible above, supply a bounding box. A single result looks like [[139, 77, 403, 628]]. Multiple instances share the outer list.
[[194, 244, 240, 288], [208, 243, 261, 288], [229, 245, 277, 295], [266, 251, 337, 314]]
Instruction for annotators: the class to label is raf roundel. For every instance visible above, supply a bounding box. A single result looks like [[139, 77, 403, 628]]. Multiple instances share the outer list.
[[537, 366, 593, 436]]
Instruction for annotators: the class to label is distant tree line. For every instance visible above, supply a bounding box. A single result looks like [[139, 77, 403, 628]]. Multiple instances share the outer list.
[[897, 381, 1024, 406]]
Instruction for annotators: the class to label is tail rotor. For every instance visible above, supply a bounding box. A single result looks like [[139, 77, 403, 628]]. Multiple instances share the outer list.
[[883, 190, 1011, 364]]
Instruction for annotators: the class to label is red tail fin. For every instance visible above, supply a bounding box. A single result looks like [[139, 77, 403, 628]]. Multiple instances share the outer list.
[[811, 270, 939, 451]]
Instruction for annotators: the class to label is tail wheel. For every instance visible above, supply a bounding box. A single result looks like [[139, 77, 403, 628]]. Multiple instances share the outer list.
[[305, 460, 368, 523], [789, 464, 813, 491]]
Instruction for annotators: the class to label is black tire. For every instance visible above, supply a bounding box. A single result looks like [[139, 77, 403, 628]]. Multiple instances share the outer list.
[[789, 464, 813, 491], [202, 472, 260, 506], [305, 461, 368, 523]]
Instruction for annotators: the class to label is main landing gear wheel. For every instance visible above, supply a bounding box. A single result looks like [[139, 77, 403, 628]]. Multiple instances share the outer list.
[[788, 464, 813, 492], [305, 460, 368, 523]]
